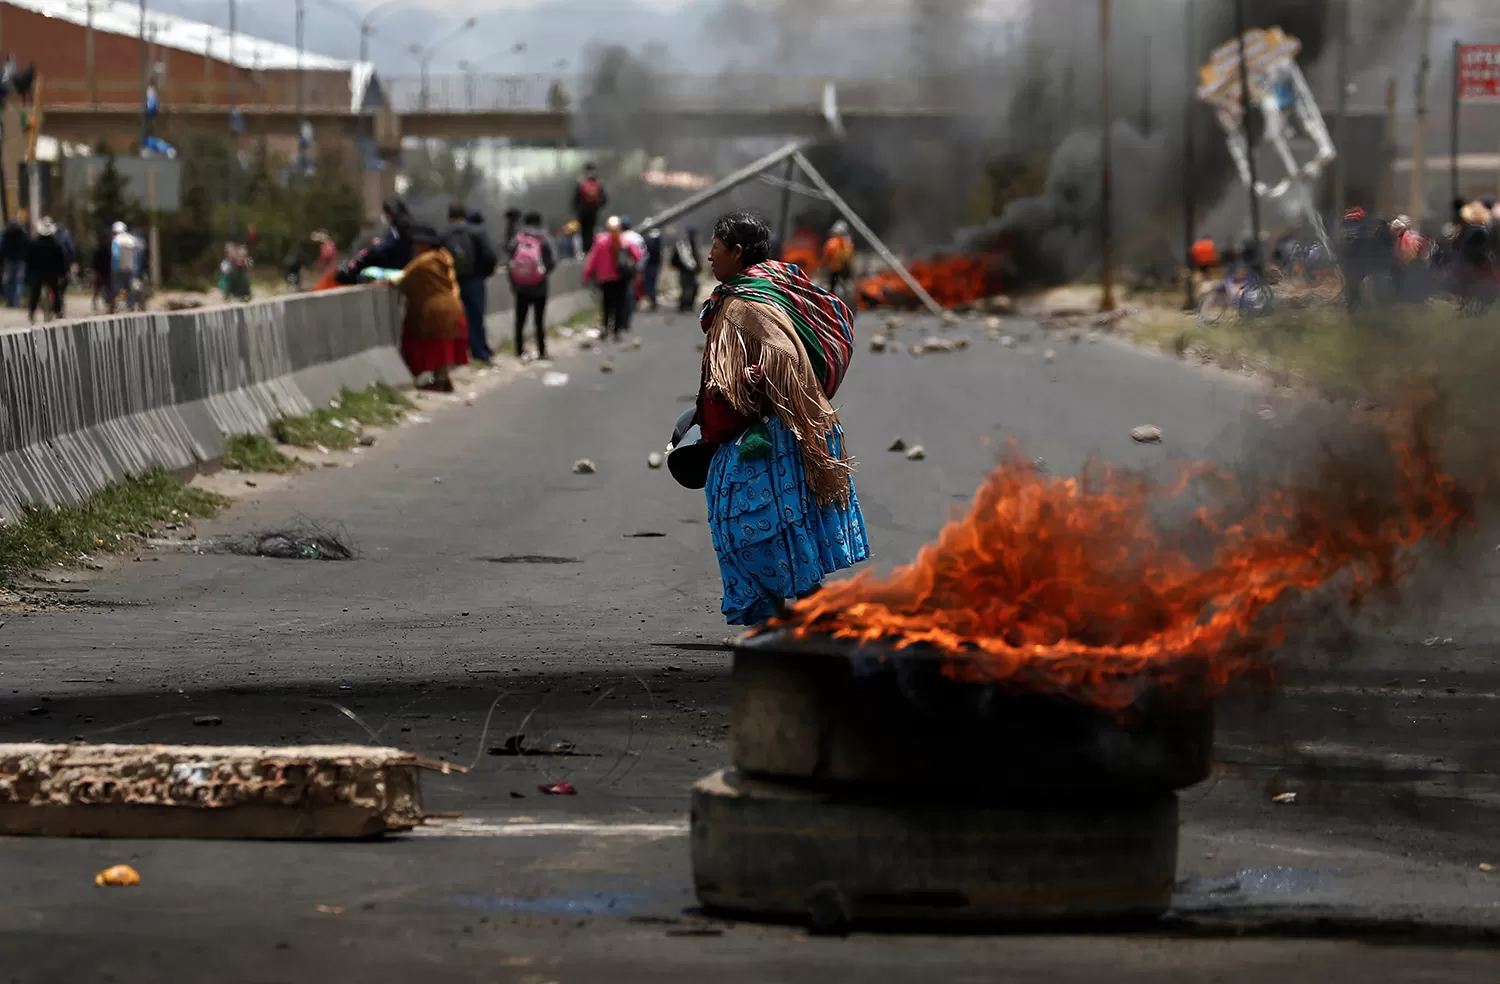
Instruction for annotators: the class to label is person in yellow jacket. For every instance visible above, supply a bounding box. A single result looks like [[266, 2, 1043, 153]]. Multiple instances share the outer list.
[[821, 220, 855, 298]]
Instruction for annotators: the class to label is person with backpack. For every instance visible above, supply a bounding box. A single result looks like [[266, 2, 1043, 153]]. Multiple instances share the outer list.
[[583, 216, 643, 340], [573, 163, 608, 246], [445, 201, 498, 364], [507, 211, 556, 362]]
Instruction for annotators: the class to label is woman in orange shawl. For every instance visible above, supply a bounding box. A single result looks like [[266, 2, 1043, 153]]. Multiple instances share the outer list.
[[394, 225, 470, 392]]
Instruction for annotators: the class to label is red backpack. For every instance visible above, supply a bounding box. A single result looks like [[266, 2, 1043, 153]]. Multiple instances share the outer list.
[[509, 232, 546, 288], [578, 177, 603, 208]]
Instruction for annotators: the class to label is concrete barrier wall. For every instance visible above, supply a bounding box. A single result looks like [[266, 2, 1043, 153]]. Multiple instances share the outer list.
[[0, 285, 410, 521]]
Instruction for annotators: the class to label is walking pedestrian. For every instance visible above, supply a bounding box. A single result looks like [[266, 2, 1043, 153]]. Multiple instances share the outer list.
[[573, 162, 607, 246], [1, 213, 29, 307], [582, 216, 641, 340], [642, 227, 663, 311], [821, 220, 854, 299], [445, 201, 497, 364], [694, 209, 869, 625], [24, 216, 67, 323], [507, 210, 555, 361], [390, 224, 469, 393], [109, 221, 142, 312], [671, 226, 702, 312]]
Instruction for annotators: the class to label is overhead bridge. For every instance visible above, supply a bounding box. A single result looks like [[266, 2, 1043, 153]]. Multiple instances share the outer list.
[[39, 73, 969, 145]]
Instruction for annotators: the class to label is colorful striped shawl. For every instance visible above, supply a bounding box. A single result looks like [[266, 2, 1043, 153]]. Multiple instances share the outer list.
[[699, 260, 855, 399]]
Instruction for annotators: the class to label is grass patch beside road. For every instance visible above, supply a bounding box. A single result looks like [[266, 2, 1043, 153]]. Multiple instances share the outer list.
[[0, 470, 227, 582], [1129, 302, 1499, 395], [271, 384, 413, 451], [222, 434, 299, 473]]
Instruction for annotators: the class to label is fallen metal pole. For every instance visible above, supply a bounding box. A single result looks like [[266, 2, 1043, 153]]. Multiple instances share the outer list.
[[759, 173, 828, 200], [639, 139, 810, 234], [791, 150, 945, 317]]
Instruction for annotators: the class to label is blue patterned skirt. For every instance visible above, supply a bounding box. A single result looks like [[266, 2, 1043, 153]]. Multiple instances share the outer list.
[[706, 416, 871, 625]]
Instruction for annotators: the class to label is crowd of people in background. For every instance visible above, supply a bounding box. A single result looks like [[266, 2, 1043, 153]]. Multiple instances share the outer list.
[[0, 212, 148, 322]]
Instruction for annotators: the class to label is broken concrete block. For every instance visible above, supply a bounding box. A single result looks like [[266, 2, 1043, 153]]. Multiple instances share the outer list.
[[905, 445, 927, 460], [953, 336, 970, 350], [884, 315, 900, 330], [1086, 331, 1100, 344], [984, 315, 1002, 332], [869, 334, 888, 353], [909, 343, 924, 357], [940, 311, 958, 327], [1131, 425, 1163, 444], [1043, 348, 1056, 364], [887, 437, 908, 453], [0, 743, 455, 839], [647, 452, 665, 470], [923, 336, 953, 353], [573, 459, 597, 474], [631, 337, 643, 350], [1001, 335, 1016, 349]]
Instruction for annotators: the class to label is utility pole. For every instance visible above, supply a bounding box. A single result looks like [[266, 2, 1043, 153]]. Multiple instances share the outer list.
[[1408, 0, 1435, 225], [1183, 0, 1196, 312], [1234, 0, 1262, 276], [776, 159, 795, 252], [1099, 0, 1115, 312], [296, 0, 305, 174], [1332, 0, 1351, 234], [228, 0, 238, 239], [1141, 35, 1151, 135], [138, 0, 148, 151]]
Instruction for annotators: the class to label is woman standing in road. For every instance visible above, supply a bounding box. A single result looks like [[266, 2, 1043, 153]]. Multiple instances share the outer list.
[[582, 216, 642, 340], [393, 225, 469, 393], [695, 209, 870, 625]]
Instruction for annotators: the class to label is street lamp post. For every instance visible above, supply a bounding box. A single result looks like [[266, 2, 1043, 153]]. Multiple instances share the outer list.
[[414, 17, 478, 111]]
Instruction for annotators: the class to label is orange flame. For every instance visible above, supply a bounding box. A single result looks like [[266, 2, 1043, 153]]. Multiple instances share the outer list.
[[857, 253, 1000, 310], [781, 228, 823, 273], [781, 399, 1472, 710]]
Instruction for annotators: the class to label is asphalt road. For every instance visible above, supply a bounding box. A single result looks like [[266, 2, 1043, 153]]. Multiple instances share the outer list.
[[2, 310, 1499, 982]]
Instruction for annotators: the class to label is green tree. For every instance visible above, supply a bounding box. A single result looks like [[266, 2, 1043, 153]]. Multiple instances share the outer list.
[[85, 154, 145, 239]]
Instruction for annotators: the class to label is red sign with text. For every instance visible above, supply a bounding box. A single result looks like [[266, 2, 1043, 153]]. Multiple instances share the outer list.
[[1460, 43, 1500, 102]]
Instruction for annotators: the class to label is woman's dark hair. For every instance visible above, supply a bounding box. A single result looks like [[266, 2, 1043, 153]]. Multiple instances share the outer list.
[[713, 210, 772, 267]]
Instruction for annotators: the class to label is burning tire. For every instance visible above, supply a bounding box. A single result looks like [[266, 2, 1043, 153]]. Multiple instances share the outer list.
[[691, 769, 1179, 928], [730, 631, 1213, 803]]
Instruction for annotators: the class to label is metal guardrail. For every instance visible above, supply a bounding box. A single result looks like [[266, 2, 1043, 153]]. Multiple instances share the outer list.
[[379, 74, 957, 115]]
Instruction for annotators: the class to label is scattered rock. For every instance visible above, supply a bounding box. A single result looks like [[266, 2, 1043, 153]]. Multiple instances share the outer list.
[[1043, 348, 1056, 364], [572, 459, 597, 475], [95, 864, 142, 887], [952, 336, 969, 350], [1271, 791, 1297, 804], [1481, 863, 1496, 873], [1086, 331, 1099, 344], [1130, 425, 1163, 444], [984, 315, 1002, 331], [940, 311, 958, 326], [1000, 335, 1016, 348], [631, 337, 642, 349], [647, 452, 665, 470], [357, 434, 377, 447], [905, 445, 927, 461], [1069, 331, 1083, 344], [192, 715, 223, 727], [600, 362, 615, 374], [541, 371, 570, 387], [887, 437, 907, 453], [164, 298, 203, 312], [884, 315, 900, 330], [922, 336, 953, 353], [909, 343, 924, 357], [869, 334, 888, 353]]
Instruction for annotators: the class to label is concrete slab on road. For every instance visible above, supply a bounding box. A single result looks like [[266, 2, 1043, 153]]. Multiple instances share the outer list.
[[2, 310, 1499, 980]]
